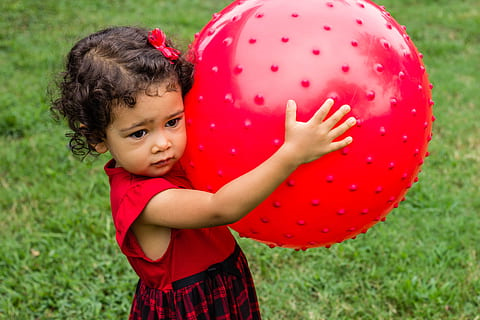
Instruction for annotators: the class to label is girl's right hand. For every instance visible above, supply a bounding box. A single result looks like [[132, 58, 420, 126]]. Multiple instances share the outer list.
[[282, 98, 356, 166]]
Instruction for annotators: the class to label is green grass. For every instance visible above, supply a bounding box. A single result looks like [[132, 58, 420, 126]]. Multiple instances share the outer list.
[[1, 0, 479, 319]]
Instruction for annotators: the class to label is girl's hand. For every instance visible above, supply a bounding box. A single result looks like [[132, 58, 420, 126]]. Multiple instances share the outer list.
[[282, 98, 356, 165]]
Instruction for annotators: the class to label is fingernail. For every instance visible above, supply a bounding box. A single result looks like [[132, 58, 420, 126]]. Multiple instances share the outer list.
[[343, 105, 351, 112], [348, 117, 356, 125]]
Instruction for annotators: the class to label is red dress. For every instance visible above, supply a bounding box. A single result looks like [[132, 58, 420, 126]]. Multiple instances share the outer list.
[[105, 160, 261, 319]]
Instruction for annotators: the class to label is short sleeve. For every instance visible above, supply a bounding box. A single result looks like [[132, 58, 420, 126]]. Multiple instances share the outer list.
[[112, 178, 177, 253]]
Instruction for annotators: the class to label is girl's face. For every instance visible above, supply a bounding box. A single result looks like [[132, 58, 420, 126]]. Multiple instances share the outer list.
[[95, 85, 186, 177]]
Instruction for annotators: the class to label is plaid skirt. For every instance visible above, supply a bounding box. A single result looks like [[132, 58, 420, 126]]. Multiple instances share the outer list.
[[129, 245, 261, 320]]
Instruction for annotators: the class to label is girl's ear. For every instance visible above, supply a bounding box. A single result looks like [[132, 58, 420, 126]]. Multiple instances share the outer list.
[[93, 142, 108, 154], [79, 124, 108, 154]]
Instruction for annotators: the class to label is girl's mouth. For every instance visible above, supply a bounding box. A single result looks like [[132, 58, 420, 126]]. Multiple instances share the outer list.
[[152, 157, 172, 167]]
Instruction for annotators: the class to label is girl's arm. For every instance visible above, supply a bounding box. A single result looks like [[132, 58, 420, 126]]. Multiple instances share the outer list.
[[138, 99, 356, 229]]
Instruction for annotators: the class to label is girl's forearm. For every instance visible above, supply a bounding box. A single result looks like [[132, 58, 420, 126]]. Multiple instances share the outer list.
[[210, 144, 299, 223]]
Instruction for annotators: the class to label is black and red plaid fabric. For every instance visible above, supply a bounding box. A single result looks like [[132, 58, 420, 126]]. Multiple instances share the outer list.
[[129, 245, 261, 320]]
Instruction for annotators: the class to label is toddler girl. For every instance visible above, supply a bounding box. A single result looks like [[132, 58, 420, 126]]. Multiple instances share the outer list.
[[51, 26, 356, 319]]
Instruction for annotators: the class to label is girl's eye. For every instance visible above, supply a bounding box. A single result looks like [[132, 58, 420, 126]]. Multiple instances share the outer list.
[[166, 118, 181, 128], [129, 130, 147, 139]]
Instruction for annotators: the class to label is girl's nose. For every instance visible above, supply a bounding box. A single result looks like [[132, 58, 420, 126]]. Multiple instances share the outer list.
[[152, 134, 171, 153]]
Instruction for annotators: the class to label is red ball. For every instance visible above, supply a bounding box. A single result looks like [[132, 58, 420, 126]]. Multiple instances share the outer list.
[[182, 0, 434, 249]]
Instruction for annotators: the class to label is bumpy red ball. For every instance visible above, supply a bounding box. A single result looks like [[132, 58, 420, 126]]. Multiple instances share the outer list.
[[182, 0, 434, 249]]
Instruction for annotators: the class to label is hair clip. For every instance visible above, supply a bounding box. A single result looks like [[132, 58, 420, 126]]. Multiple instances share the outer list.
[[148, 28, 180, 63]]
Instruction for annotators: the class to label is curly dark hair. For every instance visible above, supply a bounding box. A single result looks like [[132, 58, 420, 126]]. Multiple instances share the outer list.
[[51, 26, 194, 158]]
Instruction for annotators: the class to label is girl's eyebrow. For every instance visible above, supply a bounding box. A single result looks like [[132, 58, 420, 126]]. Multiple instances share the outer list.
[[119, 120, 150, 133], [119, 109, 184, 133], [167, 109, 185, 119]]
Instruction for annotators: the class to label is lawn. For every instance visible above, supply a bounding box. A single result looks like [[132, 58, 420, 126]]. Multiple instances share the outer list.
[[1, 0, 479, 319]]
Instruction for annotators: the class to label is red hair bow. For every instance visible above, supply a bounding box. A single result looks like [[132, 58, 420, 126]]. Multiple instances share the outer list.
[[148, 28, 180, 63]]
